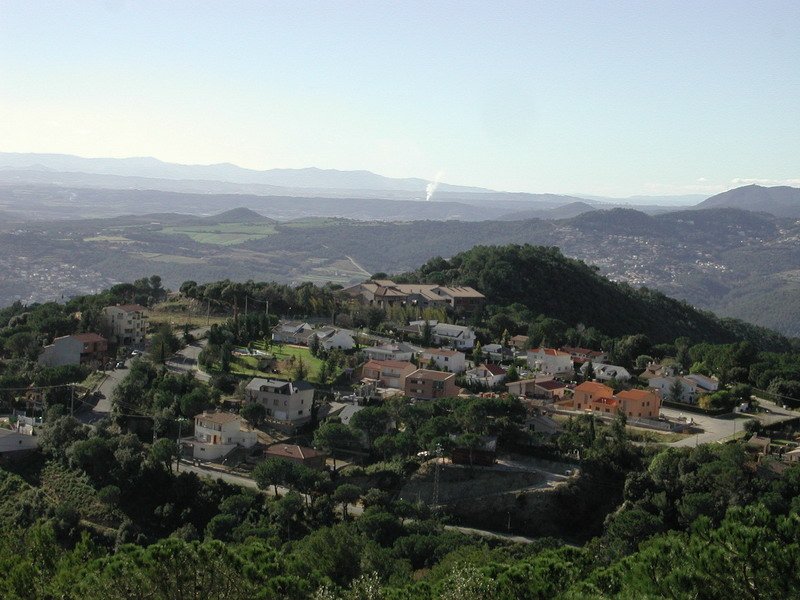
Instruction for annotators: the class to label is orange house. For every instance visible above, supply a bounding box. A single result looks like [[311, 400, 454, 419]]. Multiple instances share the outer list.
[[615, 389, 661, 419], [572, 382, 614, 411], [572, 383, 661, 420]]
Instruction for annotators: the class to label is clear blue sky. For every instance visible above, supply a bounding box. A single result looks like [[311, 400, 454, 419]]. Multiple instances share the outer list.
[[1, 1, 798, 196]]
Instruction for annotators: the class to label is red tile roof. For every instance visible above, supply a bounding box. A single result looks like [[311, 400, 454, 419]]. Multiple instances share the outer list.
[[574, 382, 614, 395], [529, 347, 571, 357], [423, 348, 462, 357], [616, 389, 656, 402], [72, 333, 106, 343], [536, 379, 566, 390], [482, 363, 506, 375], [265, 444, 323, 460], [364, 359, 415, 371]]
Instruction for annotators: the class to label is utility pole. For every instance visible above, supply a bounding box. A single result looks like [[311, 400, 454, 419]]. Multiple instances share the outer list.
[[206, 299, 210, 326], [245, 295, 248, 317], [70, 384, 75, 416], [432, 444, 442, 510]]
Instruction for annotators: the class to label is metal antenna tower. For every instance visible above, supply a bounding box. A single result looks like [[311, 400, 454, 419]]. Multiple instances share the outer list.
[[431, 444, 443, 509]]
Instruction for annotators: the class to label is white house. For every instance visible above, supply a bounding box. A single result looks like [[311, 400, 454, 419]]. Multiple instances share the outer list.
[[465, 363, 506, 388], [686, 373, 719, 392], [246, 378, 315, 430], [429, 322, 476, 350], [649, 376, 700, 404], [420, 348, 467, 373], [103, 304, 148, 346], [312, 327, 356, 351], [363, 342, 420, 362], [527, 348, 573, 376], [583, 363, 632, 382], [271, 321, 314, 345], [192, 412, 256, 460], [38, 333, 107, 368]]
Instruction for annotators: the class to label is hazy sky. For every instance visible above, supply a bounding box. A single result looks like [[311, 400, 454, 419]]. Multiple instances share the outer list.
[[1, 1, 798, 196]]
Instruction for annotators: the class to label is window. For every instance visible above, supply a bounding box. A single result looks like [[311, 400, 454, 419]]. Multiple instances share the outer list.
[[298, 410, 303, 415]]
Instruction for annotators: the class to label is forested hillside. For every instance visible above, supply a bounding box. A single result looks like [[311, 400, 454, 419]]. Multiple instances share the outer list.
[[395, 244, 790, 350]]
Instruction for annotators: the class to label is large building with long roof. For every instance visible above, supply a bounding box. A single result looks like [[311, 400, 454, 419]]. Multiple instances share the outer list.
[[340, 279, 484, 315]]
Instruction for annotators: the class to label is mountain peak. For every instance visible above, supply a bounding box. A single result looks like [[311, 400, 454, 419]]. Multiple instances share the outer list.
[[205, 207, 271, 223], [696, 184, 800, 218]]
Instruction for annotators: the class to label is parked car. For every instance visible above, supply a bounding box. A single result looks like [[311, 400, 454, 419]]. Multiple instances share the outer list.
[[115, 361, 126, 369]]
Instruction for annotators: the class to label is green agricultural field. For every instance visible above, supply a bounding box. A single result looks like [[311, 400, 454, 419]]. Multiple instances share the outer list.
[[83, 235, 135, 243], [162, 222, 277, 245], [136, 252, 205, 264]]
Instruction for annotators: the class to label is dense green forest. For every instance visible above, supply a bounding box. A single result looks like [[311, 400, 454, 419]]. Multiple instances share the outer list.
[[395, 244, 791, 351], [2, 266, 800, 597], [3, 418, 800, 599]]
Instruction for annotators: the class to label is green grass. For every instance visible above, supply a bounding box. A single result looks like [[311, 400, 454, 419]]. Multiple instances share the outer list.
[[80, 371, 106, 390], [136, 252, 205, 264], [222, 342, 334, 383], [149, 299, 230, 328], [83, 235, 134, 243], [162, 222, 277, 245]]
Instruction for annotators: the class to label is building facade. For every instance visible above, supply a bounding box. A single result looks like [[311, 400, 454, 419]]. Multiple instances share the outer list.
[[361, 360, 417, 389], [246, 378, 315, 429], [420, 348, 467, 373], [38, 333, 107, 368], [103, 304, 148, 346], [192, 412, 257, 460], [404, 369, 459, 400]]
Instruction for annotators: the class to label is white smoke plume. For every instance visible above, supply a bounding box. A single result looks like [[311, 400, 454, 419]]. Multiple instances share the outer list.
[[426, 171, 444, 201]]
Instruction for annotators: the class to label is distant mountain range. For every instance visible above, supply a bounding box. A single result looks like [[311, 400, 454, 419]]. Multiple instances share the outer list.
[[1, 152, 798, 220], [0, 152, 489, 195], [0, 153, 798, 337]]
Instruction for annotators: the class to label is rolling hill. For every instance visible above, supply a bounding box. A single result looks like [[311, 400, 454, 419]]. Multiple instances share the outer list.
[[696, 184, 800, 217], [394, 244, 788, 349]]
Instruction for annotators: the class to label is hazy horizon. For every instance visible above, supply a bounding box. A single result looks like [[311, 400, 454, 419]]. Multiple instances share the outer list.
[[1, 1, 798, 197]]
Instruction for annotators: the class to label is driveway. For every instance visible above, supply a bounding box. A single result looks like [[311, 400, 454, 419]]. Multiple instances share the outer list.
[[76, 357, 137, 424], [751, 397, 799, 427], [661, 407, 750, 447], [166, 334, 210, 382]]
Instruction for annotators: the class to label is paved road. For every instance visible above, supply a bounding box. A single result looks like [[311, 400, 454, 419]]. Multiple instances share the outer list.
[[663, 399, 799, 448], [78, 327, 212, 423], [751, 397, 799, 427], [166, 331, 210, 382], [76, 356, 140, 424], [177, 461, 261, 489], [662, 407, 749, 447]]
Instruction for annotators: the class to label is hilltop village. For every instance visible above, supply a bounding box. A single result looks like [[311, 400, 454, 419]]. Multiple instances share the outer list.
[[2, 245, 800, 598]]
